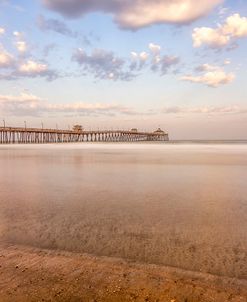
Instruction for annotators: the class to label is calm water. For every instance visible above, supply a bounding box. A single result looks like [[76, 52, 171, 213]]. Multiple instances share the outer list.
[[0, 142, 247, 279]]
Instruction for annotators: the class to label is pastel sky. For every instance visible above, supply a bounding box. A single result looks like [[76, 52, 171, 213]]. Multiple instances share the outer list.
[[0, 0, 247, 139]]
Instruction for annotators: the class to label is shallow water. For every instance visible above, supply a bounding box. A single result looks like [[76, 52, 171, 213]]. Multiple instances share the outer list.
[[0, 142, 247, 279]]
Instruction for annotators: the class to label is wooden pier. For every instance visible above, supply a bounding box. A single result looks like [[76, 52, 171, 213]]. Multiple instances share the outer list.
[[0, 126, 169, 144]]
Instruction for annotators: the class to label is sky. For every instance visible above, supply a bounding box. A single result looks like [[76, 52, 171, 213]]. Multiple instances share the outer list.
[[0, 0, 247, 139]]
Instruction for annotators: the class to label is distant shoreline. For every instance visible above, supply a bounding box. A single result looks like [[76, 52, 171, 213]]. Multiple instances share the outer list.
[[167, 140, 247, 144]]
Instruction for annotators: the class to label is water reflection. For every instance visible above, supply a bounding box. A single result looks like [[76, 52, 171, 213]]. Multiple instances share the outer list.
[[0, 143, 247, 279]]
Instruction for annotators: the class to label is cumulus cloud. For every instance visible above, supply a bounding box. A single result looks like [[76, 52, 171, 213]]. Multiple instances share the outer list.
[[193, 13, 247, 49], [0, 92, 136, 116], [73, 48, 135, 81], [153, 55, 180, 75], [37, 14, 77, 37], [181, 64, 235, 87], [0, 55, 58, 81], [130, 44, 180, 75], [193, 27, 229, 48], [0, 38, 58, 81], [0, 58, 58, 81], [18, 60, 47, 74], [72, 43, 180, 81], [42, 0, 223, 30], [0, 27, 5, 35]]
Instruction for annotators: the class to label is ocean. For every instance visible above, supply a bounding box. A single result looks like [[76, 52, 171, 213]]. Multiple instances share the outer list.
[[0, 142, 247, 280]]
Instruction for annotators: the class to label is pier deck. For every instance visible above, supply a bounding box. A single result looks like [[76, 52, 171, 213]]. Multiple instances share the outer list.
[[0, 127, 169, 144]]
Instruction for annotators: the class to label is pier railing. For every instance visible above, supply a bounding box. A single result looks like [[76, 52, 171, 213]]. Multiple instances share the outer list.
[[0, 127, 169, 144]]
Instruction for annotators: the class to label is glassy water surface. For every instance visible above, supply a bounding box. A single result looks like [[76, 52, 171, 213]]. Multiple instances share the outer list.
[[0, 142, 247, 279]]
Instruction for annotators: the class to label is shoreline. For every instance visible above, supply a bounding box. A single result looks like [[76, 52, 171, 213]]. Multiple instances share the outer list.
[[0, 243, 246, 302]]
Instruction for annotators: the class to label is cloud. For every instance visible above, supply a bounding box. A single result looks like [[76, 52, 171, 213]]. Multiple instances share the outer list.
[[193, 27, 229, 48], [0, 45, 15, 68], [0, 92, 44, 116], [72, 44, 180, 81], [0, 27, 5, 35], [13, 60, 58, 80], [16, 41, 27, 53], [18, 60, 47, 74], [158, 55, 180, 75], [13, 31, 28, 53], [181, 64, 235, 87], [192, 13, 247, 49], [130, 44, 180, 75], [131, 51, 149, 62], [149, 43, 161, 54], [73, 48, 135, 81], [0, 92, 136, 116], [0, 55, 58, 81], [195, 63, 220, 72], [42, 0, 223, 30], [162, 105, 247, 114], [0, 37, 58, 81], [37, 14, 77, 37], [130, 51, 149, 71], [150, 54, 180, 74]]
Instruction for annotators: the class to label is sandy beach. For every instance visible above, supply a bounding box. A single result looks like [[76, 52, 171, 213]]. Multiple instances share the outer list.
[[0, 243, 247, 302]]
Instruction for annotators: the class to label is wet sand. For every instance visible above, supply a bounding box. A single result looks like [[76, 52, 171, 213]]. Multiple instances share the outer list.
[[0, 243, 246, 302]]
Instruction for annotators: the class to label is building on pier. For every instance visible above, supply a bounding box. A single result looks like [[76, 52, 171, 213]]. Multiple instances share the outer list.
[[73, 125, 83, 132]]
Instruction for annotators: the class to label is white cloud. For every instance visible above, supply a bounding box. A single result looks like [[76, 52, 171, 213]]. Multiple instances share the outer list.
[[0, 27, 5, 35], [18, 60, 48, 74], [181, 64, 235, 87], [162, 105, 247, 114], [192, 27, 229, 48], [16, 41, 27, 53], [196, 63, 221, 72], [149, 43, 161, 54], [0, 45, 15, 68], [0, 92, 44, 116], [0, 92, 136, 116], [13, 31, 28, 53], [222, 14, 247, 37], [130, 44, 180, 75], [0, 33, 56, 81], [42, 0, 223, 30], [0, 92, 41, 104], [0, 48, 57, 80], [193, 13, 247, 49], [131, 51, 149, 63], [139, 51, 149, 62], [13, 31, 23, 39]]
